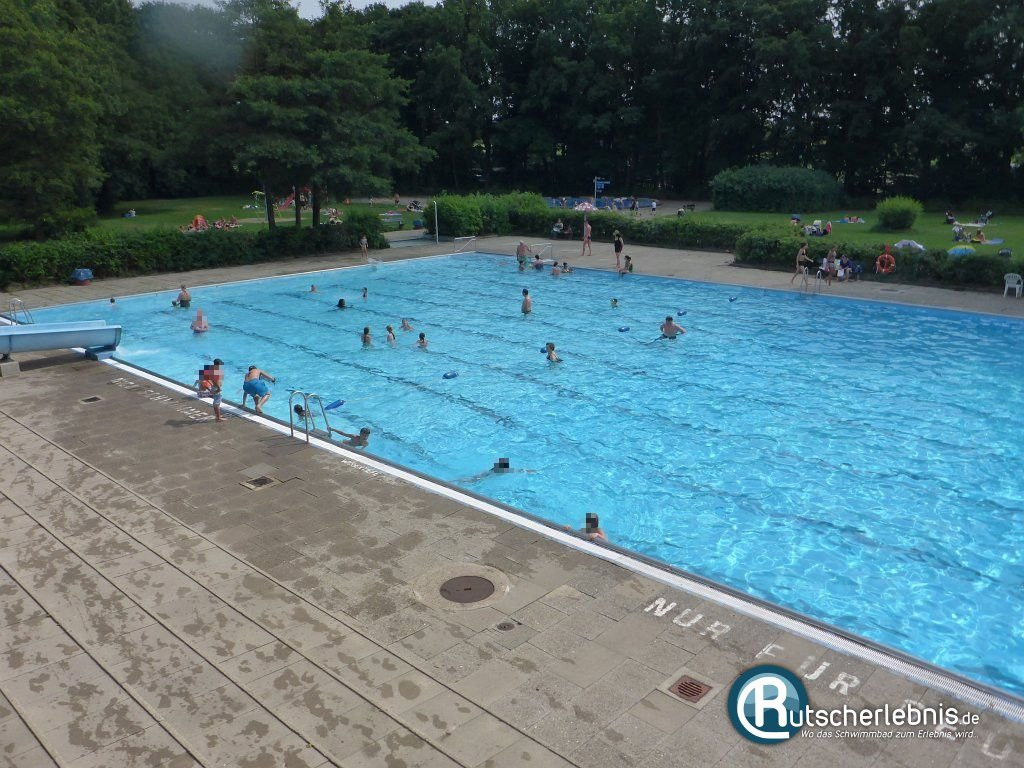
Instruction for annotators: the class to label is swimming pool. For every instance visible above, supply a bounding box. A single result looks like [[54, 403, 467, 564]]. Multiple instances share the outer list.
[[34, 253, 1024, 696]]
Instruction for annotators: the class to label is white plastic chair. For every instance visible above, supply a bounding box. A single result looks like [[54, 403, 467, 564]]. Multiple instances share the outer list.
[[1004, 273, 1023, 298]]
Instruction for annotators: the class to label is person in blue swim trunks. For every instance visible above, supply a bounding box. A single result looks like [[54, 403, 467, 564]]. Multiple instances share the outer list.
[[242, 365, 276, 413]]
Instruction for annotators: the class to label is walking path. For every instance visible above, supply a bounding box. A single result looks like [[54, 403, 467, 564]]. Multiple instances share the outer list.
[[1, 239, 1022, 767]]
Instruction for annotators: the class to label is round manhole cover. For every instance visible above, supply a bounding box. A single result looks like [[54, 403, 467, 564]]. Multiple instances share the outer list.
[[439, 576, 495, 604]]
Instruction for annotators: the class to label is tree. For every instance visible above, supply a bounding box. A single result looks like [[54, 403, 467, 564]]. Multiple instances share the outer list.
[[0, 0, 115, 235]]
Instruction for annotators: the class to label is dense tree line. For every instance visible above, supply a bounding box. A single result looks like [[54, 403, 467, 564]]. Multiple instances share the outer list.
[[1, 0, 1021, 236]]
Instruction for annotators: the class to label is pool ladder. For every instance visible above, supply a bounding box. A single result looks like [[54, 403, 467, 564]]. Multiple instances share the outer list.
[[6, 298, 34, 324], [288, 390, 344, 443]]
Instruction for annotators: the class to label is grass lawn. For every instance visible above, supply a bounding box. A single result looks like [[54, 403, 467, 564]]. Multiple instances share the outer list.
[[96, 195, 426, 232], [687, 209, 1021, 254]]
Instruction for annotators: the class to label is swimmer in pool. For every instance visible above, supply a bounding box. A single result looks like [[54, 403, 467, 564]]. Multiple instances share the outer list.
[[533, 254, 544, 271], [561, 262, 573, 274], [545, 342, 561, 362], [401, 318, 413, 331], [241, 365, 276, 413], [362, 287, 368, 300], [417, 332, 428, 349], [172, 284, 191, 308], [310, 285, 318, 293], [462, 457, 538, 483], [293, 403, 310, 422], [337, 298, 347, 309], [521, 289, 532, 315], [386, 325, 396, 345], [337, 426, 371, 448], [551, 262, 561, 277], [564, 512, 608, 542], [515, 240, 531, 272], [610, 298, 618, 308], [660, 316, 686, 339], [361, 327, 372, 346], [190, 309, 209, 333]]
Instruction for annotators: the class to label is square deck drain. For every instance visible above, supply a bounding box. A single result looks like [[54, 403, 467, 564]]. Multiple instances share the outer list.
[[240, 475, 280, 490], [670, 675, 712, 703], [80, 396, 103, 403], [657, 667, 721, 711]]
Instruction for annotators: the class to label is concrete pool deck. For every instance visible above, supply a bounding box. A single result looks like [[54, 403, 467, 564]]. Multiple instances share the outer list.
[[1, 241, 1023, 767]]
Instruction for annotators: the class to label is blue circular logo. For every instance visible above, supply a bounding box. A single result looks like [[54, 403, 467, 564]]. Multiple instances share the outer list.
[[727, 665, 808, 744]]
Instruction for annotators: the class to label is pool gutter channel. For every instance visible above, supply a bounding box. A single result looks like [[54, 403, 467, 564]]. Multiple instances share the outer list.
[[13, 253, 1024, 723]]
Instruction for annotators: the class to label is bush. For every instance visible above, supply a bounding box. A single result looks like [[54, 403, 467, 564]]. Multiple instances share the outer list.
[[711, 165, 841, 212], [0, 221, 386, 289], [875, 196, 923, 230]]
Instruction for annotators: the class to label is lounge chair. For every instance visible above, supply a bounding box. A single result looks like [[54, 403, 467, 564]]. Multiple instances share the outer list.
[[1004, 273, 1023, 298]]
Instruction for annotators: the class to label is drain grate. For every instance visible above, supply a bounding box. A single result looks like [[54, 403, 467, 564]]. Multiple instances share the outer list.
[[240, 475, 279, 490], [670, 675, 712, 703], [439, 576, 495, 604], [496, 621, 517, 631], [80, 396, 102, 403]]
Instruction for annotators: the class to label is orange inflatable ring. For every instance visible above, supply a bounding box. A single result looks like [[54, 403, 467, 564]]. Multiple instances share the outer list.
[[876, 253, 895, 274]]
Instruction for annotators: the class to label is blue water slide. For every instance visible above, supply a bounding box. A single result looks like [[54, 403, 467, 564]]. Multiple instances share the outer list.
[[0, 321, 123, 360]]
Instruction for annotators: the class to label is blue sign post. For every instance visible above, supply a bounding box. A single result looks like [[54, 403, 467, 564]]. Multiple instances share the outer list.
[[593, 177, 610, 203]]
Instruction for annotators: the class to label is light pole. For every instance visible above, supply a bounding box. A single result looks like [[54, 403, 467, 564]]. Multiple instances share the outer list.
[[433, 200, 439, 245]]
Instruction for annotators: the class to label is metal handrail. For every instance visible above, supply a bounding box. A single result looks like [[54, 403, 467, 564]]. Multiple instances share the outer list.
[[288, 390, 343, 443], [453, 235, 477, 253], [7, 298, 34, 324]]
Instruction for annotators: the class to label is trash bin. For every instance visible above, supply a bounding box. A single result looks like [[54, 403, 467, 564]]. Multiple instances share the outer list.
[[70, 268, 94, 285]]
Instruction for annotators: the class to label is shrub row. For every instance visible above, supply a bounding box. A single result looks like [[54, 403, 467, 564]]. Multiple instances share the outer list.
[[429, 192, 758, 251], [734, 231, 1022, 288], [0, 210, 385, 289], [711, 165, 842, 212]]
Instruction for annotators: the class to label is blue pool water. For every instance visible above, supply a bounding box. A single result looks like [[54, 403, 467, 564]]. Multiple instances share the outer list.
[[35, 253, 1024, 695]]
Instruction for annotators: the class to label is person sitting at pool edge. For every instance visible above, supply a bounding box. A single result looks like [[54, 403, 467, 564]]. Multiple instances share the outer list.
[[564, 512, 608, 542], [545, 342, 561, 362], [661, 316, 686, 339], [337, 426, 371, 447], [242, 365, 275, 414]]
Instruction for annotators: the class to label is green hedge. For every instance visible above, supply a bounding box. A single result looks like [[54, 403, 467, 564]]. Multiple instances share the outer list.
[[734, 231, 1022, 288], [711, 165, 841, 212], [427, 192, 756, 251], [0, 219, 385, 289]]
